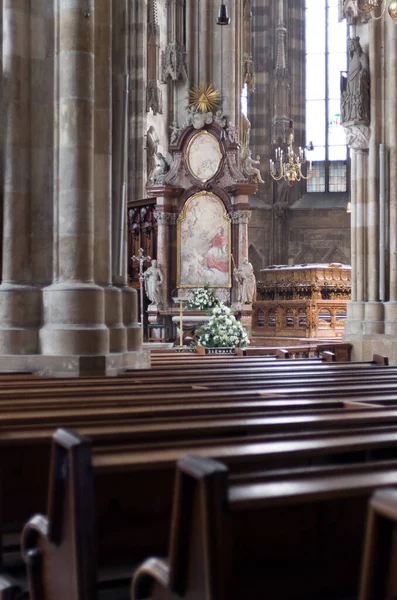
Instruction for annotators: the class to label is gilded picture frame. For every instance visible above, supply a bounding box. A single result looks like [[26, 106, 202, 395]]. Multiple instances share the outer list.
[[177, 191, 231, 288], [185, 130, 223, 182]]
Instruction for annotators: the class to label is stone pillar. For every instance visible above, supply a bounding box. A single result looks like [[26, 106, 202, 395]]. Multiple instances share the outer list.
[[384, 15, 397, 334], [129, 0, 147, 201], [0, 1, 42, 354], [154, 209, 178, 308], [94, 0, 126, 354], [40, 0, 109, 357]]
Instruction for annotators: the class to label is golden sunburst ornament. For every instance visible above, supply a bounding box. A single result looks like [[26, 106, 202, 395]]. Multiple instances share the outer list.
[[188, 82, 221, 113]]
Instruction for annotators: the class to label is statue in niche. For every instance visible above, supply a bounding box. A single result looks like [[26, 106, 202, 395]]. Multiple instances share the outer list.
[[340, 37, 370, 125], [143, 259, 163, 306], [273, 180, 290, 220], [240, 114, 251, 159], [169, 120, 180, 144], [234, 258, 257, 304], [147, 81, 163, 116], [146, 126, 160, 179], [243, 149, 265, 183]]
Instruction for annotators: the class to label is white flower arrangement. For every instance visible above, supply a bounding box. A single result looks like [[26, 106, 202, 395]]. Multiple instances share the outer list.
[[186, 286, 221, 311], [195, 303, 250, 348]]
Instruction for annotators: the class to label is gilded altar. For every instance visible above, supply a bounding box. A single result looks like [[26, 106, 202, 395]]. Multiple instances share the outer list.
[[252, 263, 351, 340]]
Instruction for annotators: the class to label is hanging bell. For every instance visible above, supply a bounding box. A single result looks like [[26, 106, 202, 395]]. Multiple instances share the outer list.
[[217, 3, 230, 25]]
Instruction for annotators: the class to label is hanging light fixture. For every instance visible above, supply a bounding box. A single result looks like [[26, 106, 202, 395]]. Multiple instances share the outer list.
[[217, 3, 230, 26], [216, 3, 230, 140], [357, 0, 397, 21], [270, 125, 313, 184]]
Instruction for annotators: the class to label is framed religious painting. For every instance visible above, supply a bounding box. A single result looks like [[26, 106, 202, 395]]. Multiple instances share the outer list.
[[185, 130, 223, 182], [177, 191, 231, 288]]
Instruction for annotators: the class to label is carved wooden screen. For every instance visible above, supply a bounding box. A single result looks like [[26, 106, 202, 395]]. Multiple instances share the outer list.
[[127, 198, 157, 290]]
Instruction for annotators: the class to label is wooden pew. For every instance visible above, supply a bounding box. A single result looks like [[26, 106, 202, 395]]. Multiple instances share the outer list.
[[22, 429, 97, 600], [358, 487, 397, 600], [132, 456, 397, 600], [19, 425, 397, 594]]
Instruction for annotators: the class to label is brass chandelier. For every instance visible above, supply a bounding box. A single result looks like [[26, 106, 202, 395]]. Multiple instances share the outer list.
[[358, 0, 397, 21], [270, 130, 313, 184]]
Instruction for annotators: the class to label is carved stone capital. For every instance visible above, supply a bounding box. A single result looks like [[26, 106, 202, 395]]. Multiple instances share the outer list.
[[161, 42, 188, 83], [229, 210, 252, 225], [343, 123, 370, 150], [154, 211, 178, 225]]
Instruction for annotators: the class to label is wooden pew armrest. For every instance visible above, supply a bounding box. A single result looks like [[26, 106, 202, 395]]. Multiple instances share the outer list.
[[132, 557, 172, 600], [0, 575, 24, 600]]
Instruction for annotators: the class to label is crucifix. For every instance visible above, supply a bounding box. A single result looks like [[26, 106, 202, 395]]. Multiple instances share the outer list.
[[132, 248, 152, 338]]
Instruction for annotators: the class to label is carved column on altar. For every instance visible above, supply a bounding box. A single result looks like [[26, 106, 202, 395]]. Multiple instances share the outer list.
[[229, 208, 252, 266], [153, 208, 178, 309], [229, 201, 254, 331]]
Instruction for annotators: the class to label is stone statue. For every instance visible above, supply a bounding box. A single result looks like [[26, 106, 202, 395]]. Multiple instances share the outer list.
[[143, 259, 163, 306], [234, 258, 257, 304], [341, 37, 370, 125], [240, 114, 251, 159], [243, 149, 265, 183], [146, 126, 160, 179], [169, 120, 180, 144], [150, 152, 172, 184], [215, 109, 226, 127]]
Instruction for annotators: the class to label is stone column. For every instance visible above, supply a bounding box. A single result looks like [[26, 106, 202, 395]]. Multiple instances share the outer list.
[[0, 1, 42, 354], [40, 0, 109, 357], [129, 0, 147, 202], [384, 15, 397, 333], [154, 209, 178, 308], [94, 0, 126, 353]]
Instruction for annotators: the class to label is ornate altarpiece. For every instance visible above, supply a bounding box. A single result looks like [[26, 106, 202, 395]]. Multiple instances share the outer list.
[[145, 115, 258, 337]]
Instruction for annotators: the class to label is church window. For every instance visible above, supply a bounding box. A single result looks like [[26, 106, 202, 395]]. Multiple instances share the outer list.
[[305, 0, 348, 194]]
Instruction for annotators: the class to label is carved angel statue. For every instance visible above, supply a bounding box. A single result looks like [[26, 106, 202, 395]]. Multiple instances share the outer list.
[[192, 110, 213, 130], [243, 149, 265, 183], [169, 120, 180, 144], [150, 152, 173, 184]]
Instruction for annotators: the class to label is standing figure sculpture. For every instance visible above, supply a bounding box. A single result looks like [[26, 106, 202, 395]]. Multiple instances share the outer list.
[[341, 37, 370, 125], [234, 258, 257, 304], [143, 259, 163, 306]]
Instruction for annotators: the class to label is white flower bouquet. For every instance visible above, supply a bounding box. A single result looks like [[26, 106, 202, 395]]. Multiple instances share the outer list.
[[195, 303, 250, 348], [186, 286, 221, 311]]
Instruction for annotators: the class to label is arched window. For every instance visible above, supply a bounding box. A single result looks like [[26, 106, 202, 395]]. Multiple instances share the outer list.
[[305, 0, 348, 194]]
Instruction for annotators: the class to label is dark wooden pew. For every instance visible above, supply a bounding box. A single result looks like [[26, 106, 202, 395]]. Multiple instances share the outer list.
[[132, 455, 397, 600], [358, 487, 397, 600], [19, 425, 397, 598]]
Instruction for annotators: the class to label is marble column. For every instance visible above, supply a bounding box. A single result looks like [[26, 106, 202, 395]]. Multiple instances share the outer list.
[[0, 1, 42, 354], [230, 208, 252, 266], [154, 209, 178, 308], [40, 0, 109, 356]]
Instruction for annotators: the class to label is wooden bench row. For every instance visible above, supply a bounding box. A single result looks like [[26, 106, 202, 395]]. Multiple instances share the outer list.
[[13, 428, 397, 600]]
